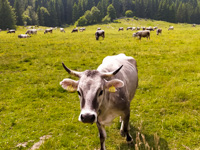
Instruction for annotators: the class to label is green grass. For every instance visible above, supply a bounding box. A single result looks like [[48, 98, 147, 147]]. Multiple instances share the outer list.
[[0, 19, 200, 150]]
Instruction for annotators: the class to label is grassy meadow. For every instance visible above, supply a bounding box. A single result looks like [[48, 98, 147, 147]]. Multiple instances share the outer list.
[[0, 18, 200, 150]]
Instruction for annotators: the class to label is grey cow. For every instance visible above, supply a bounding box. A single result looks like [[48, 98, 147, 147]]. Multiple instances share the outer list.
[[60, 54, 138, 150], [95, 30, 105, 40], [133, 30, 150, 40]]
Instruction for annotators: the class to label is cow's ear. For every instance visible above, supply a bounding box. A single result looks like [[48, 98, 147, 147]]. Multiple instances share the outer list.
[[60, 79, 78, 92], [105, 79, 124, 93]]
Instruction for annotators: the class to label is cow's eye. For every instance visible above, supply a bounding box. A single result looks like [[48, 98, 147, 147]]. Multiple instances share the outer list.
[[99, 90, 103, 96], [77, 91, 81, 96]]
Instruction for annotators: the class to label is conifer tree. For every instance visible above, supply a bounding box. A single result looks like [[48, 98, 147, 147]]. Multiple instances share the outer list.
[[14, 0, 24, 25], [107, 4, 116, 21], [0, 0, 16, 29]]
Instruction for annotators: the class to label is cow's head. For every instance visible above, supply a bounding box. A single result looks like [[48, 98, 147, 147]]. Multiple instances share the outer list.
[[60, 63, 124, 124]]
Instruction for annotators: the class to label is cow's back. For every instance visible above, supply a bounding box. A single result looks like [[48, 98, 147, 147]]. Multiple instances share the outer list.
[[97, 54, 138, 101]]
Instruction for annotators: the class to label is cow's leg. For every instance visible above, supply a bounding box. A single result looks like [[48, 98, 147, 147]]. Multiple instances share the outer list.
[[97, 122, 106, 150], [120, 112, 133, 143]]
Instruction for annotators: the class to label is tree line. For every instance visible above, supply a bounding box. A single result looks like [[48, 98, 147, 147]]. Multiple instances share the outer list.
[[0, 0, 200, 30]]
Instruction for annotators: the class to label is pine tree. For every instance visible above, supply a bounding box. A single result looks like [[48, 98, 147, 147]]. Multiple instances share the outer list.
[[107, 4, 116, 21], [0, 0, 16, 29], [14, 0, 24, 25], [72, 2, 78, 23]]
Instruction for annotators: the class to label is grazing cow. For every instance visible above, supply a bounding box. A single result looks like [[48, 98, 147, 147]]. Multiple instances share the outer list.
[[118, 27, 124, 31], [133, 30, 150, 40], [142, 27, 146, 30], [18, 34, 31, 38], [136, 27, 140, 30], [71, 28, 78, 33], [60, 53, 138, 150], [79, 27, 86, 32], [168, 26, 174, 30], [132, 27, 136, 30], [44, 29, 53, 34], [156, 29, 162, 35], [95, 30, 105, 40], [192, 24, 196, 27], [7, 30, 15, 33], [127, 27, 132, 30], [153, 26, 158, 30], [26, 29, 37, 34], [97, 27, 101, 30], [146, 27, 154, 31], [60, 28, 65, 33]]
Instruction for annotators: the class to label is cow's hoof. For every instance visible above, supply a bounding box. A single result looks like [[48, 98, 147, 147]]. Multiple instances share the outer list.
[[120, 130, 125, 137]]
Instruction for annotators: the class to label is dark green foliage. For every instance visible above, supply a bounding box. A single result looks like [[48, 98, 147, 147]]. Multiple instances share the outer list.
[[2, 0, 200, 28], [0, 0, 16, 29], [107, 4, 116, 21]]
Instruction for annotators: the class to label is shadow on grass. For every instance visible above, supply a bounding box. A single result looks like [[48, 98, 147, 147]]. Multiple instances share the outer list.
[[118, 125, 169, 150]]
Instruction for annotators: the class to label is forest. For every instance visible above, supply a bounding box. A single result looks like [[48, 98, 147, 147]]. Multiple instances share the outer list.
[[0, 0, 200, 29]]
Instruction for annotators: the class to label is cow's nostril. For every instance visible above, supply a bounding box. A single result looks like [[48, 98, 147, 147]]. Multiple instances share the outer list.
[[80, 113, 96, 123], [91, 114, 95, 122]]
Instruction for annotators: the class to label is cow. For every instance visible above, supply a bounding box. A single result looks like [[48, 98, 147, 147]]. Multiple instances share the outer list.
[[192, 24, 196, 27], [60, 53, 138, 150], [153, 26, 158, 30], [142, 27, 146, 30], [132, 27, 136, 30], [0, 29, 1, 32], [133, 30, 150, 40], [7, 29, 15, 33], [146, 27, 154, 31], [79, 27, 86, 32], [95, 30, 105, 40], [136, 27, 140, 30], [60, 28, 65, 33], [18, 34, 31, 38], [118, 27, 124, 31], [168, 26, 174, 30], [156, 28, 162, 35], [44, 29, 53, 34], [71, 28, 78, 33], [97, 27, 101, 30], [26, 29, 37, 34], [127, 27, 132, 30]]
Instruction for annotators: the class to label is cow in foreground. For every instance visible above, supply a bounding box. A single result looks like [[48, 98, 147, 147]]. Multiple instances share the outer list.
[[18, 34, 31, 38], [133, 30, 150, 40], [60, 53, 138, 150], [95, 30, 105, 40], [44, 29, 53, 34], [156, 28, 162, 35], [7, 30, 15, 33], [26, 29, 37, 34]]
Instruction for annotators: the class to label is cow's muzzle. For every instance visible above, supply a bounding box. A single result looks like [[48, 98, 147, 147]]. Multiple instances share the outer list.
[[79, 112, 97, 123]]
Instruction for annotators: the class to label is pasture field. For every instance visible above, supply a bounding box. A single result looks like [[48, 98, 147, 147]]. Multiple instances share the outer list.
[[0, 19, 200, 150]]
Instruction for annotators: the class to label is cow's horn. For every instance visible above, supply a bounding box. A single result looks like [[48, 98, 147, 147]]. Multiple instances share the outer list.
[[101, 65, 123, 78], [62, 63, 82, 78]]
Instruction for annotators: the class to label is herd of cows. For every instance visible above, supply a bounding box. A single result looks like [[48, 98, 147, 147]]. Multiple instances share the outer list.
[[0, 25, 176, 41]]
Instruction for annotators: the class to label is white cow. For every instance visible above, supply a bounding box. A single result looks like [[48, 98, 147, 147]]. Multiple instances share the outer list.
[[60, 54, 138, 150]]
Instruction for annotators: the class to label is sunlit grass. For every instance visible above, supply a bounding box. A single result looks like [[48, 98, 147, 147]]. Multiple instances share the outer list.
[[0, 19, 200, 150]]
